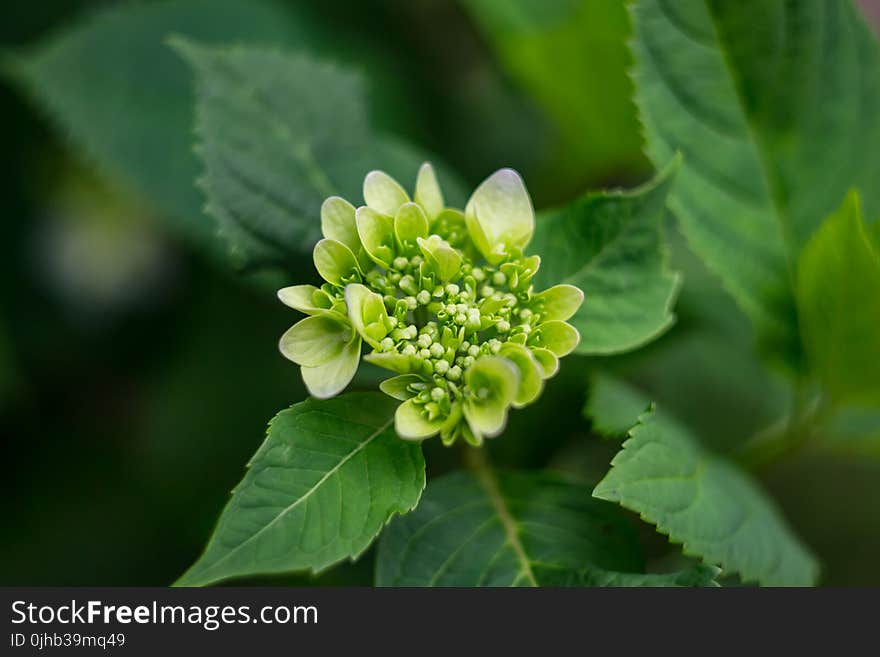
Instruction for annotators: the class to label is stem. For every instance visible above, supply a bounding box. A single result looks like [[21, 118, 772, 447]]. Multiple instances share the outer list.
[[463, 446, 538, 587]]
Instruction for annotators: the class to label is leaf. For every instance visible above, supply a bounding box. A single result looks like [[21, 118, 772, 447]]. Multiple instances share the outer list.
[[6, 0, 304, 252], [461, 0, 647, 185], [173, 38, 464, 269], [530, 157, 682, 354], [378, 469, 672, 587], [593, 409, 819, 586], [584, 373, 652, 438], [632, 0, 880, 367], [176, 392, 425, 586], [797, 191, 880, 406], [533, 563, 720, 587]]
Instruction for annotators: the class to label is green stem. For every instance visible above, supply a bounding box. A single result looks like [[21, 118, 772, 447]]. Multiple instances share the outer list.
[[463, 446, 538, 587]]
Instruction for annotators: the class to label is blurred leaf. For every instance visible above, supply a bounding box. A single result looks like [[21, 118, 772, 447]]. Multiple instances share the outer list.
[[593, 408, 819, 586], [376, 469, 649, 586], [461, 0, 646, 187], [530, 157, 681, 354], [174, 39, 465, 270], [534, 562, 720, 587], [584, 373, 652, 438], [7, 0, 304, 252], [631, 0, 880, 370], [797, 191, 880, 406], [176, 393, 425, 586]]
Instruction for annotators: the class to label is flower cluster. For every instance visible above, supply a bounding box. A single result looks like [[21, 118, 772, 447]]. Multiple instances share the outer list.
[[278, 164, 583, 445]]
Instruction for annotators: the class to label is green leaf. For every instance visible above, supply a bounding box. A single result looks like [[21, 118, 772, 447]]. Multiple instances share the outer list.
[[176, 392, 425, 586], [533, 563, 720, 587], [461, 0, 646, 185], [172, 38, 464, 269], [6, 0, 303, 253], [632, 0, 880, 367], [584, 374, 652, 438], [376, 470, 650, 586], [797, 191, 880, 406], [530, 158, 682, 354], [594, 409, 819, 586]]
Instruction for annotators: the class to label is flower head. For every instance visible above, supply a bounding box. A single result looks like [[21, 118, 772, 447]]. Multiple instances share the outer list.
[[279, 163, 584, 445]]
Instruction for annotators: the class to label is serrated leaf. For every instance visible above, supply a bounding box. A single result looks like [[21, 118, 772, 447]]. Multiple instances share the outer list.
[[797, 191, 880, 407], [174, 39, 464, 269], [594, 409, 819, 586], [530, 157, 681, 354], [6, 0, 303, 252], [632, 0, 880, 368], [376, 469, 708, 587], [176, 392, 425, 586]]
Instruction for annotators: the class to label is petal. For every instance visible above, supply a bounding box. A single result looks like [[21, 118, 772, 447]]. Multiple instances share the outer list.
[[279, 313, 352, 367], [414, 162, 444, 220], [313, 238, 361, 286], [394, 399, 444, 441], [532, 284, 584, 321], [417, 235, 462, 282], [320, 196, 360, 253], [465, 168, 534, 264], [379, 374, 424, 401], [364, 170, 410, 216], [530, 347, 560, 379], [394, 202, 430, 249], [531, 320, 580, 357], [497, 342, 544, 408], [300, 337, 361, 399], [356, 206, 395, 268], [277, 284, 330, 315], [463, 356, 520, 438], [364, 351, 419, 374], [345, 283, 390, 349]]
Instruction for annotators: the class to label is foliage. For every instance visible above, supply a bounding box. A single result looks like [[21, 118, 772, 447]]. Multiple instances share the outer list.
[[6, 0, 880, 588]]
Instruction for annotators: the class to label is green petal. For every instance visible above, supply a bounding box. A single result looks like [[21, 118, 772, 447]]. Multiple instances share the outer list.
[[364, 351, 419, 374], [313, 238, 361, 286], [464, 168, 534, 264], [356, 206, 395, 268], [463, 356, 520, 438], [379, 374, 424, 401], [277, 284, 331, 315], [532, 284, 584, 321], [417, 235, 462, 282], [344, 283, 390, 349], [364, 170, 410, 216], [279, 313, 352, 367], [320, 196, 360, 253], [530, 347, 559, 379], [498, 342, 544, 408], [300, 337, 361, 399], [414, 162, 444, 220], [394, 399, 444, 441], [531, 320, 580, 357], [394, 202, 430, 251]]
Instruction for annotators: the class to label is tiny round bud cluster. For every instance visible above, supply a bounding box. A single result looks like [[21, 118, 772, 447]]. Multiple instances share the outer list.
[[278, 164, 583, 446]]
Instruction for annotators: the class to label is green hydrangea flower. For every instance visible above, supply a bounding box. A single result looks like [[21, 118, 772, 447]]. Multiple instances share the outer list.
[[279, 164, 584, 446]]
